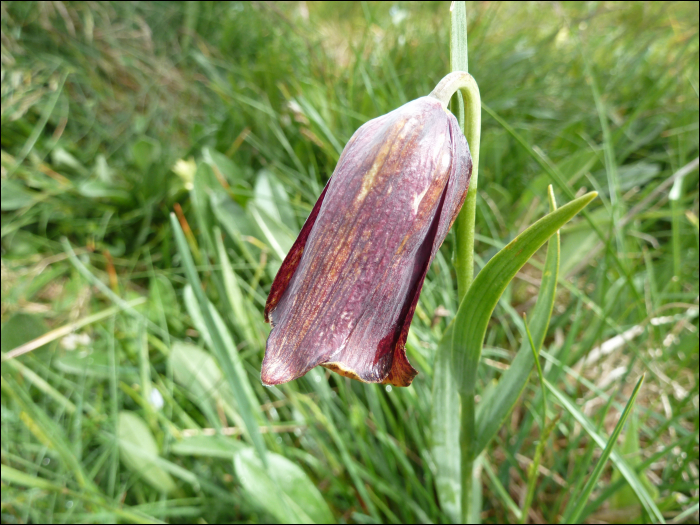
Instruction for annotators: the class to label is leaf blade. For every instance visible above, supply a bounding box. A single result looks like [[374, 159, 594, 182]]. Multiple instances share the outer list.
[[431, 321, 461, 522], [474, 186, 560, 455], [452, 191, 596, 397]]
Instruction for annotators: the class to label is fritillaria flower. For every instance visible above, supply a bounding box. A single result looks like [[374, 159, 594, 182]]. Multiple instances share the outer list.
[[261, 93, 473, 387]]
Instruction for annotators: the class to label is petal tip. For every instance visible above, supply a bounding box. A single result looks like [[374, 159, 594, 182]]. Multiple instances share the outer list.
[[260, 360, 296, 386]]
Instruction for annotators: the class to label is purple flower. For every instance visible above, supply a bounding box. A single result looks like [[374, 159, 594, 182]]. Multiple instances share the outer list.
[[262, 96, 472, 387]]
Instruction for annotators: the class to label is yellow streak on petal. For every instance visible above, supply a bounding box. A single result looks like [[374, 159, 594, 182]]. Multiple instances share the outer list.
[[355, 118, 408, 203], [321, 361, 370, 383]]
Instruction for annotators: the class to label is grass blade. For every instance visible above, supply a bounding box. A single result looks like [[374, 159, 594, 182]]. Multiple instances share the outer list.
[[169, 213, 267, 464], [562, 375, 645, 524], [481, 102, 644, 308], [1, 465, 160, 524], [546, 378, 663, 523]]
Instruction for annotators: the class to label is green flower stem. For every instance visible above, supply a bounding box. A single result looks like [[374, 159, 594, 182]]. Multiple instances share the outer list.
[[430, 70, 482, 524], [429, 72, 481, 303], [459, 390, 476, 522]]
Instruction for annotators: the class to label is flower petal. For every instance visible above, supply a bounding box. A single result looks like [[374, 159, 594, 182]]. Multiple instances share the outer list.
[[264, 183, 330, 323], [261, 97, 472, 387], [383, 122, 472, 386]]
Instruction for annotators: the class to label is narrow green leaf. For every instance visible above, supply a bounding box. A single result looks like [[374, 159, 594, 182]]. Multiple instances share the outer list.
[[1, 375, 95, 491], [181, 285, 259, 419], [214, 227, 262, 347], [190, 162, 218, 253], [524, 313, 547, 422], [520, 415, 559, 524], [483, 459, 522, 521], [1, 465, 160, 524], [562, 375, 646, 524], [7, 72, 66, 179], [431, 321, 461, 522], [452, 191, 595, 396], [61, 238, 166, 338], [148, 274, 181, 331], [170, 213, 267, 464], [546, 379, 664, 523], [2, 356, 77, 415], [671, 503, 700, 524], [610, 412, 659, 510]]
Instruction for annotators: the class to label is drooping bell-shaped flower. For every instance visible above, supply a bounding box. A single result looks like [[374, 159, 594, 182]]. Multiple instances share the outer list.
[[261, 93, 472, 387]]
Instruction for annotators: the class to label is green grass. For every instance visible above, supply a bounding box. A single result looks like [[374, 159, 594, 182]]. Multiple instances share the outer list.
[[1, 1, 698, 523]]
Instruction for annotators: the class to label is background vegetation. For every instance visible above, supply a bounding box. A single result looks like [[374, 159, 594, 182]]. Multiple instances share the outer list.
[[1, 1, 698, 523]]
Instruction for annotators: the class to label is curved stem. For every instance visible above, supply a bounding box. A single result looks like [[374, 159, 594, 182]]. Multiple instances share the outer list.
[[430, 71, 481, 303], [431, 70, 482, 524]]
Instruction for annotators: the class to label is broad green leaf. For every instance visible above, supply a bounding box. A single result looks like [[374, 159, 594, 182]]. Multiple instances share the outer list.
[[474, 186, 560, 455], [170, 341, 234, 415], [117, 411, 176, 494], [451, 191, 596, 396], [430, 321, 461, 523], [94, 154, 113, 182], [52, 147, 86, 174], [0, 180, 37, 211], [546, 379, 664, 523], [54, 352, 138, 380], [561, 376, 646, 524], [203, 147, 247, 184], [171, 435, 245, 459], [77, 180, 132, 204], [615, 161, 660, 192], [234, 448, 335, 524], [170, 214, 267, 463]]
